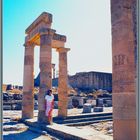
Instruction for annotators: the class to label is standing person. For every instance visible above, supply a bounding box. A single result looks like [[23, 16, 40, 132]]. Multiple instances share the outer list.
[[45, 89, 54, 125]]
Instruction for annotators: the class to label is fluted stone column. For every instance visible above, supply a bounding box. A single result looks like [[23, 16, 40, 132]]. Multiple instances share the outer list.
[[111, 0, 137, 140], [38, 28, 55, 123], [22, 42, 35, 119], [57, 47, 70, 118]]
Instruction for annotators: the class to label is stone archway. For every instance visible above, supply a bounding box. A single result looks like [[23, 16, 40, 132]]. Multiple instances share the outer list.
[[21, 12, 70, 123]]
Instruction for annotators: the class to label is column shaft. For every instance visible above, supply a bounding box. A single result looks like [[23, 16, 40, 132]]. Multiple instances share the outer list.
[[22, 44, 34, 119], [111, 0, 136, 140], [58, 48, 69, 118], [38, 32, 53, 123]]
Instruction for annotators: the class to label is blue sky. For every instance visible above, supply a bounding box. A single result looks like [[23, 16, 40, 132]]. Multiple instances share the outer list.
[[3, 0, 112, 86]]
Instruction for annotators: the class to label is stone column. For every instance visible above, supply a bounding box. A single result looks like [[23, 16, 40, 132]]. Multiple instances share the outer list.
[[111, 0, 136, 140], [38, 28, 55, 123], [22, 42, 35, 119], [57, 47, 70, 118]]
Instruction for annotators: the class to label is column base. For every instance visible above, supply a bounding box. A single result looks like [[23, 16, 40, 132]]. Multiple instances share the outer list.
[[38, 110, 48, 123], [58, 101, 68, 118], [22, 111, 34, 120], [22, 104, 34, 119], [58, 109, 67, 118]]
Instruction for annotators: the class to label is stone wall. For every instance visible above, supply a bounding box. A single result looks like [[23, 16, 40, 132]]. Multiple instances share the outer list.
[[34, 71, 112, 92], [68, 72, 112, 92]]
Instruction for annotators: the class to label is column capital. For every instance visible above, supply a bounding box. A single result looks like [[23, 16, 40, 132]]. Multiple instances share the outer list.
[[39, 28, 56, 36], [24, 42, 35, 48], [57, 47, 70, 53]]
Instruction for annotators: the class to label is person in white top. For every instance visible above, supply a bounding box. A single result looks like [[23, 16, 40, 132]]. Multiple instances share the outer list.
[[45, 89, 54, 124]]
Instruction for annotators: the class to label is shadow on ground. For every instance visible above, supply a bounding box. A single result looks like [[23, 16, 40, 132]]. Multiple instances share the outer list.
[[3, 119, 51, 140], [3, 129, 49, 140]]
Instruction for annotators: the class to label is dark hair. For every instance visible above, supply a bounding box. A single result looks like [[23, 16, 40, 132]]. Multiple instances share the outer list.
[[46, 89, 52, 95]]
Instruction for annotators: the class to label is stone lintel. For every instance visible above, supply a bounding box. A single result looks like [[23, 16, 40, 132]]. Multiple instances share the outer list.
[[25, 12, 52, 34], [25, 32, 66, 46], [57, 47, 70, 53], [39, 28, 56, 36], [53, 33, 67, 42]]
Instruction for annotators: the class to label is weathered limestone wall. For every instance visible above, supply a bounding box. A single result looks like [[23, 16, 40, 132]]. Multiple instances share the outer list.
[[68, 72, 112, 91], [111, 0, 137, 140], [35, 71, 112, 91]]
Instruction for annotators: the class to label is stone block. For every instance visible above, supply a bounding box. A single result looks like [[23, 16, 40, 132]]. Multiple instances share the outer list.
[[86, 99, 96, 107], [3, 105, 11, 110], [82, 103, 92, 113], [67, 98, 73, 109], [106, 100, 112, 107], [14, 104, 22, 110], [77, 97, 84, 107], [72, 96, 84, 108], [93, 107, 103, 112], [96, 98, 104, 107]]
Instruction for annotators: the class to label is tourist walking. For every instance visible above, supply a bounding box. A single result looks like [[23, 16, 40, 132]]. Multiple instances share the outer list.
[[45, 89, 54, 125]]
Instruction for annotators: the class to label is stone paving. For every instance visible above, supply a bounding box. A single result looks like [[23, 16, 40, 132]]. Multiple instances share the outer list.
[[3, 107, 113, 140], [3, 119, 53, 140], [47, 122, 113, 140], [3, 107, 112, 118], [23, 118, 113, 140], [77, 121, 113, 136]]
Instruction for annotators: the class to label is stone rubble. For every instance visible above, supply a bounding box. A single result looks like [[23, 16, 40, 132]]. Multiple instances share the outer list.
[[90, 121, 113, 136]]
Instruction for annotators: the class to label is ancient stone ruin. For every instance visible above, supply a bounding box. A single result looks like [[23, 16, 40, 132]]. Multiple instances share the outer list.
[[35, 71, 112, 92], [22, 12, 70, 123], [21, 0, 137, 139]]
